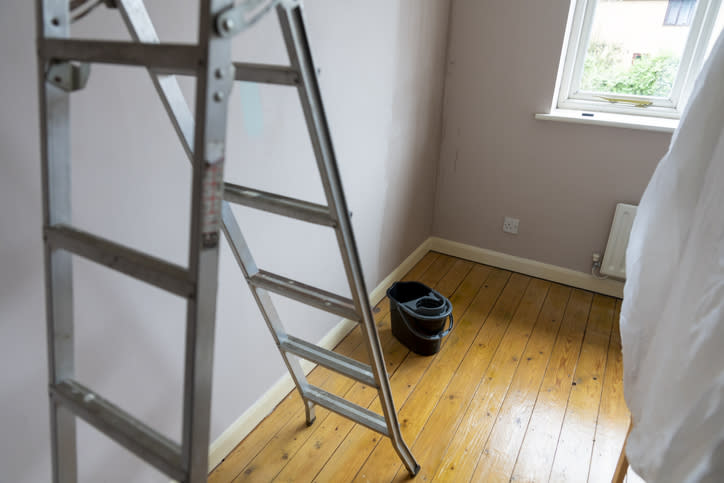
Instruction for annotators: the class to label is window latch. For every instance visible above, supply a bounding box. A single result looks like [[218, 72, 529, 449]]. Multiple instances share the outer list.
[[598, 96, 653, 108]]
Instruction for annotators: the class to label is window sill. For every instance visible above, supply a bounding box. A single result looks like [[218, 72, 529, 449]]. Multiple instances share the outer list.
[[535, 109, 678, 133]]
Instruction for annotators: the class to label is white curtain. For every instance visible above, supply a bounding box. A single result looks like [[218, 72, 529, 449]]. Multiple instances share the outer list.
[[621, 33, 724, 482]]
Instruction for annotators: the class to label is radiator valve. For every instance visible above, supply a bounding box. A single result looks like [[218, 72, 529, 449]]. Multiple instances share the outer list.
[[592, 252, 603, 271]]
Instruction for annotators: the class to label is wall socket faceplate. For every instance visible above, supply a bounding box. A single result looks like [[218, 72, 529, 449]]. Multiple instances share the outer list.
[[503, 216, 519, 234]]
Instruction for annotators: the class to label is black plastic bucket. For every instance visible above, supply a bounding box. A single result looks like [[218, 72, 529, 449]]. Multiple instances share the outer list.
[[387, 281, 453, 356]]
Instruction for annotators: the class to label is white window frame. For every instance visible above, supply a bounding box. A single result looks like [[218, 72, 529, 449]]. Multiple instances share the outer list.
[[554, 0, 723, 120]]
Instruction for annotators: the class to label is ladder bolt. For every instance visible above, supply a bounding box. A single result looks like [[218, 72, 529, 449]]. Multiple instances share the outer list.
[[221, 17, 235, 33], [213, 91, 224, 102]]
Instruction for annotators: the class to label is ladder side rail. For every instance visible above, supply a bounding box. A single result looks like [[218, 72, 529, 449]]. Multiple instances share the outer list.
[[277, 2, 420, 475], [276, 4, 360, 299], [221, 204, 316, 424], [36, 1, 78, 481], [181, 0, 237, 480]]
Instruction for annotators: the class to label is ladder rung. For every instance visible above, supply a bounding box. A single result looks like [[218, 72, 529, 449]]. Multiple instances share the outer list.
[[40, 38, 200, 72], [50, 380, 185, 482], [249, 270, 358, 321], [45, 225, 194, 298], [280, 335, 377, 387], [234, 62, 299, 85], [223, 183, 335, 227], [148, 63, 299, 84], [303, 385, 389, 436]]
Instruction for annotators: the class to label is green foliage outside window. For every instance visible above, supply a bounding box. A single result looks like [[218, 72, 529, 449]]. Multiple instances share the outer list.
[[580, 41, 680, 97]]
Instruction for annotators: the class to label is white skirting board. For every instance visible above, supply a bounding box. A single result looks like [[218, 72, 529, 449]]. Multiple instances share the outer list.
[[205, 237, 434, 472], [205, 236, 622, 474], [427, 237, 624, 298]]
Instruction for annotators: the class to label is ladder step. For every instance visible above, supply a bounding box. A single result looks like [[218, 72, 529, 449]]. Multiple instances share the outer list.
[[234, 62, 299, 85], [149, 62, 300, 84], [40, 38, 200, 72], [303, 385, 389, 436], [50, 380, 185, 482], [249, 270, 358, 321], [223, 183, 335, 227], [280, 335, 377, 387], [45, 225, 194, 298]]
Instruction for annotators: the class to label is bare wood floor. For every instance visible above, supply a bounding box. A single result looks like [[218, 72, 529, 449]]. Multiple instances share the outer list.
[[210, 252, 630, 482]]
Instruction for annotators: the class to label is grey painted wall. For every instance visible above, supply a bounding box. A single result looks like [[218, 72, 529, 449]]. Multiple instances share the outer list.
[[432, 0, 672, 273], [0, 1, 450, 481]]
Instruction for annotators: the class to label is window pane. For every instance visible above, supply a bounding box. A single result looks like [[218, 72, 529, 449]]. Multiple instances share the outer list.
[[579, 0, 698, 98], [664, 0, 697, 26]]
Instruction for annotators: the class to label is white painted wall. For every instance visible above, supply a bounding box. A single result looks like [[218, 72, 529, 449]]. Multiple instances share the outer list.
[[0, 1, 450, 481]]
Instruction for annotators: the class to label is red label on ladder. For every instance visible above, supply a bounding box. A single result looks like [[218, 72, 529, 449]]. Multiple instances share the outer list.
[[201, 160, 224, 248]]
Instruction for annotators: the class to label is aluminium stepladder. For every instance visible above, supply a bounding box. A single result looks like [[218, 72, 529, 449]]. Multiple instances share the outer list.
[[37, 1, 420, 481]]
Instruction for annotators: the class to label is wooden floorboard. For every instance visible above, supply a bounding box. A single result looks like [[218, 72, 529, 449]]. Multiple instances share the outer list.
[[588, 300, 629, 483], [429, 275, 541, 482], [471, 283, 572, 481], [548, 294, 616, 483], [210, 252, 630, 482], [510, 289, 594, 482]]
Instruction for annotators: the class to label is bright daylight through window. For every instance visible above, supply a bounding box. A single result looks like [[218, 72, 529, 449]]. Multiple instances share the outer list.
[[554, 0, 724, 121]]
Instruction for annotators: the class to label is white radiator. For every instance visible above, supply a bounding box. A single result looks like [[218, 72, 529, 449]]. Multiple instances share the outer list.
[[601, 203, 638, 279]]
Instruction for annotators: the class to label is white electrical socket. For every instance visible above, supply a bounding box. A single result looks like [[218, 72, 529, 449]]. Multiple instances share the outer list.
[[503, 216, 519, 234]]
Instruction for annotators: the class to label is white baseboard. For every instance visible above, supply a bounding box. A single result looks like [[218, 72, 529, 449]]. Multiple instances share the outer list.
[[205, 238, 433, 472], [428, 237, 624, 298]]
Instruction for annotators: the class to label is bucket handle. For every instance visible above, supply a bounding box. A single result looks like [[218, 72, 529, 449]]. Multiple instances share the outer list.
[[395, 304, 454, 341]]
